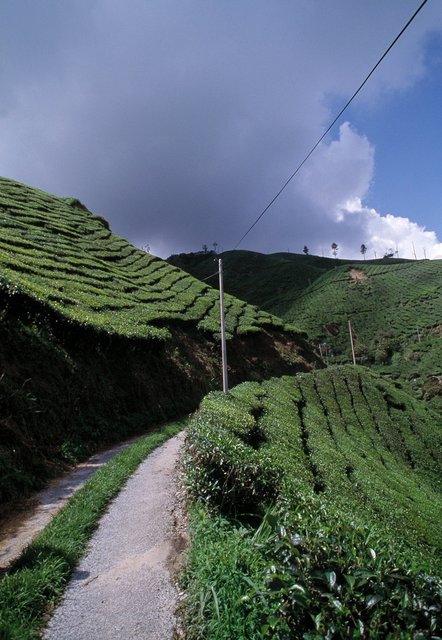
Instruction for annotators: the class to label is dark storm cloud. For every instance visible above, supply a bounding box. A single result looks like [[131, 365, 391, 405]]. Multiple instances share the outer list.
[[1, 1, 441, 258]]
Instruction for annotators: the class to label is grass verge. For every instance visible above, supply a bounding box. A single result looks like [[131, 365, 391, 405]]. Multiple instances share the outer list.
[[0, 419, 186, 639]]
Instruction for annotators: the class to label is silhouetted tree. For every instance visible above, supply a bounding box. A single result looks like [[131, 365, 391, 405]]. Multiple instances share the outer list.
[[360, 243, 367, 260], [213, 242, 218, 254], [331, 242, 338, 258], [202, 244, 208, 253], [303, 245, 309, 255]]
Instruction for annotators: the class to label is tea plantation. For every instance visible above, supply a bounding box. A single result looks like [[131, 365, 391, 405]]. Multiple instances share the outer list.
[[284, 260, 441, 356], [0, 179, 293, 341], [170, 250, 442, 410], [0, 178, 318, 510], [284, 260, 442, 410], [184, 366, 442, 638], [2, 178, 441, 638], [168, 249, 340, 314]]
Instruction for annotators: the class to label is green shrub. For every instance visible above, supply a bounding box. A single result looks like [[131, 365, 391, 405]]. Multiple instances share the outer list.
[[185, 392, 280, 514], [183, 368, 442, 639]]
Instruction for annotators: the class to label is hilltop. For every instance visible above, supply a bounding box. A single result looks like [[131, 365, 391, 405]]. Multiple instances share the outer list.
[[0, 178, 320, 511], [169, 250, 442, 409], [168, 249, 341, 313]]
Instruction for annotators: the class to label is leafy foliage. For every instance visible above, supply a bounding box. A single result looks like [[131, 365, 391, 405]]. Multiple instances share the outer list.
[[0, 178, 291, 341], [183, 367, 442, 638]]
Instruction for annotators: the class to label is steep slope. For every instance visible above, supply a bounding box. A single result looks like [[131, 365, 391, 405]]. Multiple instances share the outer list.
[[0, 178, 321, 511], [183, 366, 442, 637], [0, 181, 296, 340]]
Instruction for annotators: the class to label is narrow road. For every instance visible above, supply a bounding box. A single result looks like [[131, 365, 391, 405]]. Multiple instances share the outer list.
[[44, 431, 187, 640], [0, 435, 143, 570]]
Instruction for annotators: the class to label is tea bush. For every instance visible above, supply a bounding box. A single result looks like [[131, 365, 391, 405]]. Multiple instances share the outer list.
[[0, 177, 299, 342], [183, 366, 442, 638]]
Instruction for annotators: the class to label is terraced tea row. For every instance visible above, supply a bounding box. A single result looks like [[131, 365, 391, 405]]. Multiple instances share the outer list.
[[188, 366, 442, 560], [0, 178, 286, 340], [168, 249, 339, 314], [183, 366, 442, 637], [282, 260, 440, 352]]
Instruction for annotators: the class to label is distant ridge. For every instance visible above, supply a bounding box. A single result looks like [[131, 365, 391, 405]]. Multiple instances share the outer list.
[[168, 249, 442, 409]]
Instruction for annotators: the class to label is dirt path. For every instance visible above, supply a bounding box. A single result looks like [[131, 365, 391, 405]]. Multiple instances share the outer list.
[[44, 431, 186, 640], [0, 435, 144, 570]]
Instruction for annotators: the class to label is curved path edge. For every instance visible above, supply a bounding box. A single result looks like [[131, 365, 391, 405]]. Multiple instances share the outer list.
[[44, 431, 187, 640]]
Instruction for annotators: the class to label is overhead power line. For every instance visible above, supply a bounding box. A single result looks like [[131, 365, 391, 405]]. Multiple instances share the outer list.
[[201, 269, 219, 281], [233, 0, 429, 250]]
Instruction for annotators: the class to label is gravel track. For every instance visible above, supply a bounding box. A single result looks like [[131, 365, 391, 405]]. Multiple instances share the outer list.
[[44, 431, 186, 640], [0, 436, 143, 570]]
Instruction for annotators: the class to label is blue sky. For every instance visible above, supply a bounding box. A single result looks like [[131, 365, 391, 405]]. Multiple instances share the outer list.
[[0, 0, 441, 259], [346, 31, 442, 242]]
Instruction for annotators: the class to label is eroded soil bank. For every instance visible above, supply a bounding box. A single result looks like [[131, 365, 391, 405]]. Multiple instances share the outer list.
[[1, 293, 321, 517]]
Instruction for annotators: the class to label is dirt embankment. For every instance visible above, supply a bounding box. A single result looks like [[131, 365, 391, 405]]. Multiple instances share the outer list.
[[0, 292, 321, 517]]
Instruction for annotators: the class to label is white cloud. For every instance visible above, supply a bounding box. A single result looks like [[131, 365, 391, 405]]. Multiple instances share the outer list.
[[342, 202, 442, 260], [291, 122, 442, 260], [297, 122, 374, 219]]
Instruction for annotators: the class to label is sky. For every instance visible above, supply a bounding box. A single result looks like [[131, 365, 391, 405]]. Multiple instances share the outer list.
[[1, 0, 441, 260]]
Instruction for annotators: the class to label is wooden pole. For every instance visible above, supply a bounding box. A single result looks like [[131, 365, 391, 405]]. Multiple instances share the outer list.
[[218, 258, 228, 393], [348, 319, 356, 365]]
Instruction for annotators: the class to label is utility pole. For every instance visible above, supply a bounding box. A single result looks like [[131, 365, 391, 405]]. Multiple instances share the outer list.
[[218, 258, 228, 393], [348, 319, 356, 365]]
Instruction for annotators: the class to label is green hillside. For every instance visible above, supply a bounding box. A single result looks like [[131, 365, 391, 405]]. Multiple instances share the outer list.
[[168, 249, 341, 314], [0, 178, 319, 510], [170, 250, 442, 409], [282, 259, 442, 409], [184, 366, 442, 638], [0, 181, 294, 341]]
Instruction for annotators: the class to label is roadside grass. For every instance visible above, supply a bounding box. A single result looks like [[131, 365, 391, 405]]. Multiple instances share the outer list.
[[0, 419, 186, 640], [182, 368, 442, 638], [181, 507, 272, 640]]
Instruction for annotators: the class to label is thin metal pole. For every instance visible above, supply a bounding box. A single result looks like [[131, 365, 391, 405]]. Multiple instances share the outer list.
[[348, 319, 356, 365], [218, 258, 228, 393]]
